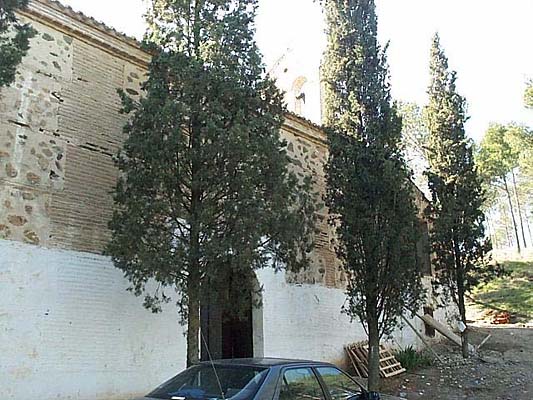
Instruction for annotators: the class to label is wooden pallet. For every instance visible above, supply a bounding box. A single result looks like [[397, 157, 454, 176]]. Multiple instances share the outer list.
[[417, 314, 476, 354], [345, 342, 406, 378], [345, 342, 368, 377]]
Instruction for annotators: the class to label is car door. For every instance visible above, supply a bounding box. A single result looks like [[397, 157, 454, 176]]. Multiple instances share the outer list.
[[313, 366, 363, 400], [277, 367, 327, 400]]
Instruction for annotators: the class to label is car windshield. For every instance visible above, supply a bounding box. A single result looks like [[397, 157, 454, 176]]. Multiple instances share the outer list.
[[148, 364, 269, 400]]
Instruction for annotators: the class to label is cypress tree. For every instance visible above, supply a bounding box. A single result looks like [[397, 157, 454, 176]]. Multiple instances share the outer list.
[[0, 0, 35, 88], [322, 0, 424, 390], [425, 34, 494, 358], [107, 0, 316, 366]]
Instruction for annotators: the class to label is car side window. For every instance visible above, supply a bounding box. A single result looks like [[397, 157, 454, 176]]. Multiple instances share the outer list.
[[315, 367, 361, 400], [279, 367, 325, 400]]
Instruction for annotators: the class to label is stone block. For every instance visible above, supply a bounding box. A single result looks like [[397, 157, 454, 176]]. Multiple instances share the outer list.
[[0, 123, 66, 190], [0, 183, 51, 246]]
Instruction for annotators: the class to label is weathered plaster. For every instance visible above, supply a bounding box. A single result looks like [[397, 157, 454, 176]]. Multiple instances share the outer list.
[[0, 240, 449, 400], [0, 19, 71, 247], [0, 240, 187, 400]]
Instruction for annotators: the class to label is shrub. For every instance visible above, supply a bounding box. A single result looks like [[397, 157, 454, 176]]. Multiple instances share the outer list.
[[395, 346, 433, 371]]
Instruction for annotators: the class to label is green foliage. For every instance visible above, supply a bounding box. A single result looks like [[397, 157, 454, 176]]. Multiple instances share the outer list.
[[394, 346, 433, 371], [108, 0, 316, 364], [473, 260, 533, 320], [476, 123, 531, 252], [525, 80, 533, 109], [322, 0, 424, 343], [398, 101, 429, 156], [477, 124, 521, 182], [0, 0, 35, 88], [321, 2, 425, 387], [397, 101, 430, 192], [425, 34, 495, 325], [510, 125, 533, 178]]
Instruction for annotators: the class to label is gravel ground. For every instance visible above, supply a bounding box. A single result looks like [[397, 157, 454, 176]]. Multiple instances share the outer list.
[[380, 324, 533, 400]]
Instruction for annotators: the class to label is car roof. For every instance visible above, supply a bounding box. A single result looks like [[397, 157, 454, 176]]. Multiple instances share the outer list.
[[198, 357, 334, 368]]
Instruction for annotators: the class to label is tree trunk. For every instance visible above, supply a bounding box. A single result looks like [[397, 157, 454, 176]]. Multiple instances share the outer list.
[[486, 213, 497, 249], [186, 276, 200, 367], [457, 289, 469, 359], [501, 203, 511, 247], [511, 170, 527, 249], [526, 213, 533, 248], [503, 176, 521, 254], [187, 216, 201, 367], [367, 313, 381, 392], [187, 114, 202, 367], [453, 235, 469, 359]]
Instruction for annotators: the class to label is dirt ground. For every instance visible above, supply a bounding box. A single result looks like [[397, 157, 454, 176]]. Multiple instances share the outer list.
[[381, 306, 533, 400]]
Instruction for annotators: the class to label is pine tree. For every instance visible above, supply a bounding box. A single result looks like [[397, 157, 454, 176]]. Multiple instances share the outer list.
[[525, 80, 533, 109], [425, 34, 495, 358], [107, 0, 316, 366], [477, 124, 532, 250], [477, 124, 520, 252], [322, 0, 424, 390], [0, 0, 35, 88]]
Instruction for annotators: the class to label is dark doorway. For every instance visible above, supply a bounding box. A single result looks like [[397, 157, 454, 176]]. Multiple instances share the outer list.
[[222, 308, 253, 359], [200, 292, 254, 361]]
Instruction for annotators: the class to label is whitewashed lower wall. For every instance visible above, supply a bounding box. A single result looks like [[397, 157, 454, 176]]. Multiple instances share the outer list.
[[257, 268, 452, 366], [1, 239, 454, 400], [0, 240, 187, 400]]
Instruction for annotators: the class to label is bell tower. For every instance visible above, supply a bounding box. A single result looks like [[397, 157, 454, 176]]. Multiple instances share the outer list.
[[267, 49, 322, 124]]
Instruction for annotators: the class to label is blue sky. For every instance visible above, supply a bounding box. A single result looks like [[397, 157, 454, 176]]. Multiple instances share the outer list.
[[61, 0, 533, 142]]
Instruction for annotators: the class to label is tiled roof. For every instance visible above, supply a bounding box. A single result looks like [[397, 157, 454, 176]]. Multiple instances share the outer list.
[[286, 111, 325, 133], [30, 0, 143, 47]]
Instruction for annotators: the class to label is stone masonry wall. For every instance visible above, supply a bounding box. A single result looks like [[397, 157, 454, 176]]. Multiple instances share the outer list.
[[0, 11, 146, 254], [282, 116, 343, 288]]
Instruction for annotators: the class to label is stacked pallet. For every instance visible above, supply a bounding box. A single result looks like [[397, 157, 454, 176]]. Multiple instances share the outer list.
[[345, 342, 406, 378]]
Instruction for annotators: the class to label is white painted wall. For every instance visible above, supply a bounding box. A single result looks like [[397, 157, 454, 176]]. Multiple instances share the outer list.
[[1, 239, 455, 400], [257, 268, 454, 365], [0, 240, 187, 400]]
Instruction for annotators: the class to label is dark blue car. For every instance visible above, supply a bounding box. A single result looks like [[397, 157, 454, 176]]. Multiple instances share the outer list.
[[135, 358, 380, 400]]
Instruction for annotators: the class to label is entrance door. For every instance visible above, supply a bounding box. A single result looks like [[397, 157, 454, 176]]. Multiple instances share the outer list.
[[221, 307, 253, 359], [200, 292, 254, 360]]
